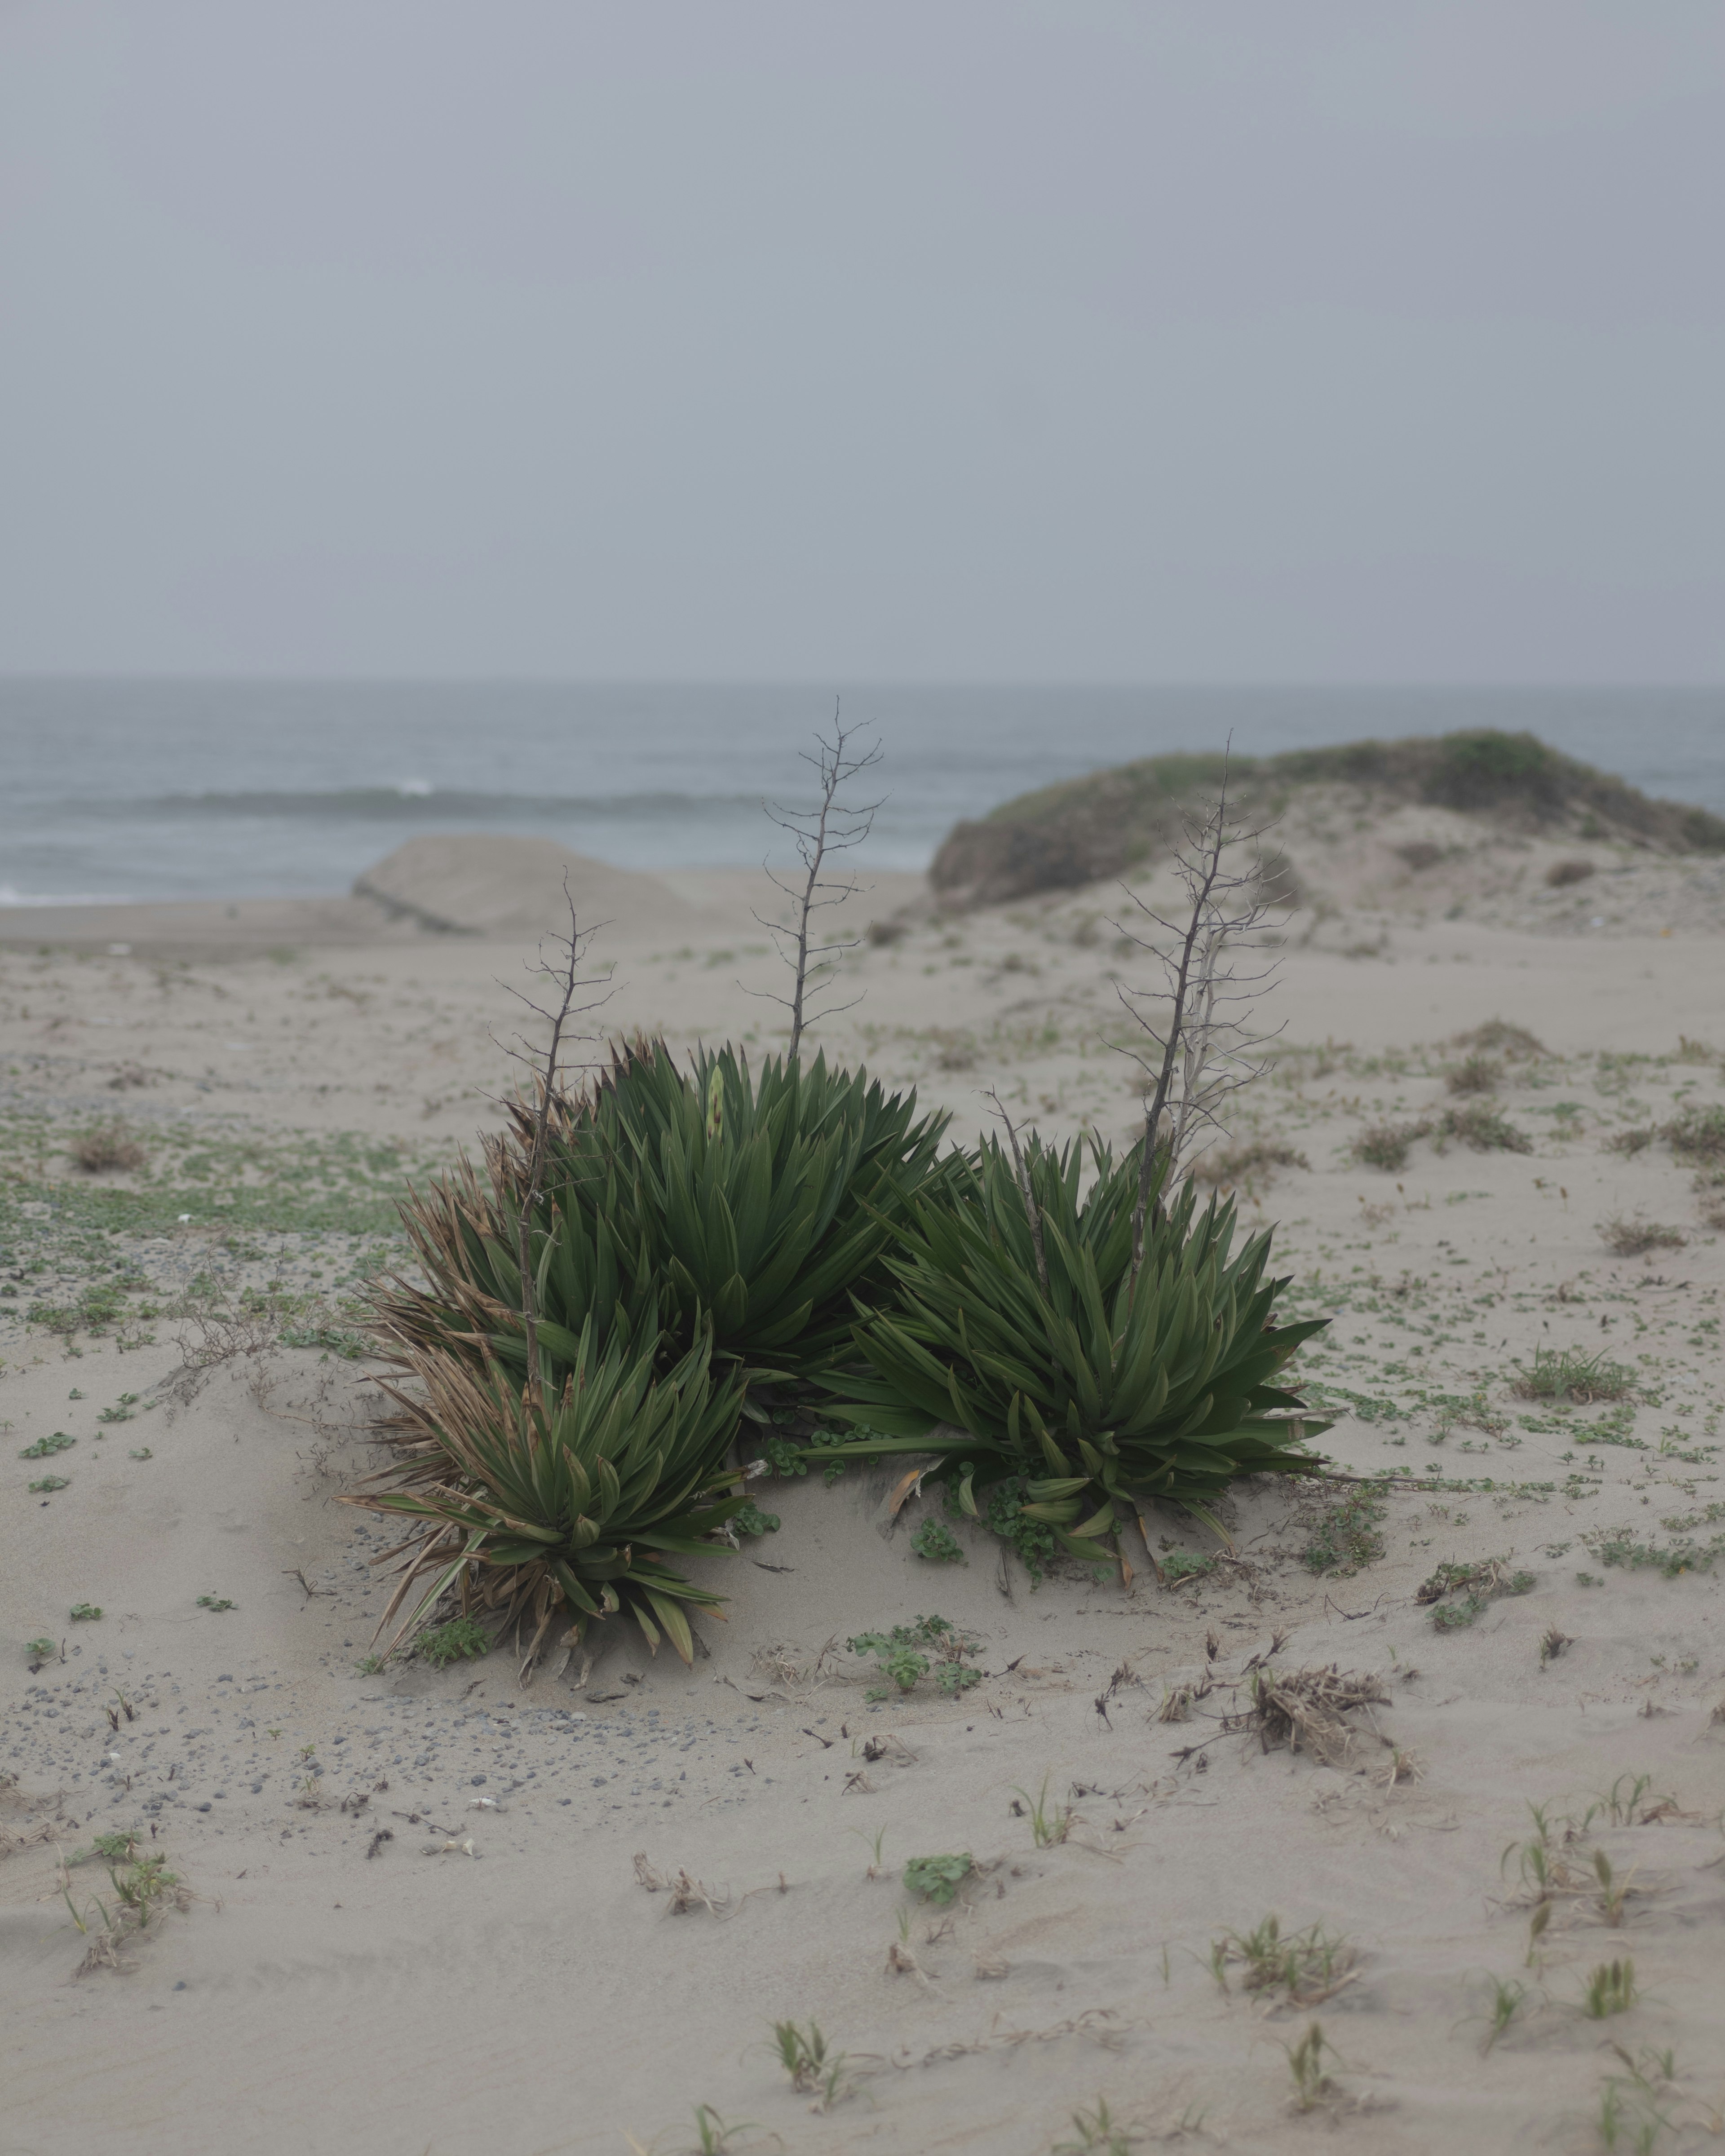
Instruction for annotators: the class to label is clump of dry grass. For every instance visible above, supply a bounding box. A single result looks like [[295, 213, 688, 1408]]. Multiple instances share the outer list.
[[1435, 1101, 1533, 1155], [1350, 1120, 1427, 1172], [1603, 1127, 1656, 1156], [1665, 1105, 1725, 1164], [1546, 858, 1595, 888], [1352, 1100, 1531, 1166], [70, 1126, 145, 1174], [1394, 839, 1445, 872], [1446, 1054, 1502, 1096], [928, 1029, 978, 1072], [1453, 1020, 1547, 1062], [1600, 1215, 1686, 1258], [1194, 1139, 1309, 1190], [1231, 1665, 1388, 1767]]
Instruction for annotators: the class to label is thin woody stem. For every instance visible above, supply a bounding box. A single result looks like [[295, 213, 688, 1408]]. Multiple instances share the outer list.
[[752, 702, 882, 1058], [1130, 770, 1231, 1281], [509, 879, 600, 1418], [788, 720, 843, 1059]]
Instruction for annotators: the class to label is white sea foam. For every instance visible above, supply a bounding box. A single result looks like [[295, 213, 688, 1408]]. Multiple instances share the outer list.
[[0, 884, 135, 908]]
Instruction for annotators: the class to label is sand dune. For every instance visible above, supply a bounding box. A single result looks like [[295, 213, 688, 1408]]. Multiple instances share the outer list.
[[4, 839, 1725, 2154], [351, 833, 700, 940]]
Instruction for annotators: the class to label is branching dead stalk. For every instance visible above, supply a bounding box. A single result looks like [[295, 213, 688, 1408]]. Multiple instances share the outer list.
[[1113, 751, 1286, 1280], [752, 704, 883, 1058], [491, 879, 612, 1410]]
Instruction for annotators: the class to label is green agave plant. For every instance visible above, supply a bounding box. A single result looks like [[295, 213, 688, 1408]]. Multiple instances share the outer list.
[[371, 1141, 661, 1379], [570, 1043, 952, 1371], [372, 1041, 951, 1388], [343, 1322, 748, 1670], [820, 1134, 1330, 1563]]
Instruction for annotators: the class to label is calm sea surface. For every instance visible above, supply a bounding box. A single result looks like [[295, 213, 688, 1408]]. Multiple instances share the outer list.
[[0, 680, 1721, 905]]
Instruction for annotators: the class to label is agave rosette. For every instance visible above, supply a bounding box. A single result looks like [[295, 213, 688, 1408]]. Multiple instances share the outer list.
[[822, 1134, 1330, 1560], [344, 1322, 747, 1670], [372, 1042, 951, 1390]]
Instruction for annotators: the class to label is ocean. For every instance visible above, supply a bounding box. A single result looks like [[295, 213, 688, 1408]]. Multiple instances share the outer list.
[[1, 679, 1721, 906]]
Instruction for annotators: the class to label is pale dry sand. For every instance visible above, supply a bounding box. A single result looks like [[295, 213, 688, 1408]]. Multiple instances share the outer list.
[[4, 835, 1725, 2156]]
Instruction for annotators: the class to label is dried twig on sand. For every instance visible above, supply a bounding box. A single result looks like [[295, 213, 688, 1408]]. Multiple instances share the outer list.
[[901, 2008, 1129, 2067], [0, 1818, 57, 1861], [633, 1851, 733, 1916]]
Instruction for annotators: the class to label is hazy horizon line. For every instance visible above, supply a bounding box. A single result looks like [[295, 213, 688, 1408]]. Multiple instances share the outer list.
[[4, 673, 1722, 695]]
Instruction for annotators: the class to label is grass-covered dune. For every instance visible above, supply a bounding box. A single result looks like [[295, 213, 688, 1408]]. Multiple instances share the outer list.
[[930, 728, 1725, 908]]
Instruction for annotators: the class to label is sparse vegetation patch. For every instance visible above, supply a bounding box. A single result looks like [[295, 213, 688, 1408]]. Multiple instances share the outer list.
[[1351, 1120, 1426, 1172], [415, 1615, 492, 1668], [1513, 1347, 1635, 1404], [1600, 1215, 1685, 1258], [902, 1852, 973, 1905], [846, 1615, 980, 1699], [1417, 1556, 1535, 1628], [1300, 1486, 1387, 1576]]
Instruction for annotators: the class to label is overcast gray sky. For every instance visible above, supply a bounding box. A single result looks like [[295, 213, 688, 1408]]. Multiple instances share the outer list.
[[2, 2, 1721, 683]]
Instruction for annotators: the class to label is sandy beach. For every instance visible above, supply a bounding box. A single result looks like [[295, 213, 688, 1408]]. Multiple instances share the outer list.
[[4, 833, 1725, 2156]]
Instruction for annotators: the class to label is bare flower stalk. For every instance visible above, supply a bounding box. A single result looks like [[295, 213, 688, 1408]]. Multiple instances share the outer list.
[[490, 878, 612, 1411], [986, 1087, 1048, 1293], [751, 702, 884, 1059], [1113, 752, 1287, 1281]]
